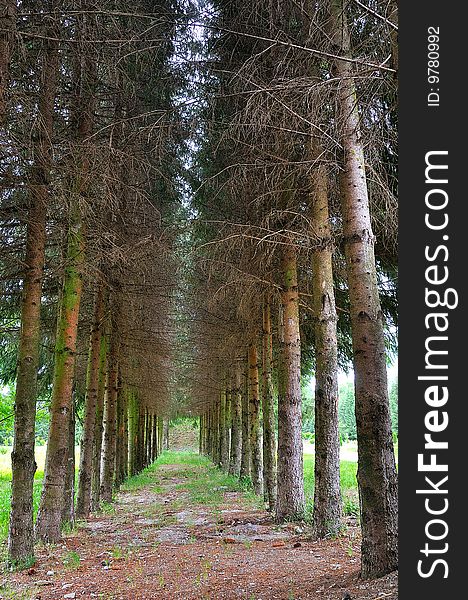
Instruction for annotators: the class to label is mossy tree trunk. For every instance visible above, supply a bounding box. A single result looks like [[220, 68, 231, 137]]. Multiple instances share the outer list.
[[276, 245, 305, 521], [8, 28, 58, 563], [35, 212, 85, 543], [328, 0, 398, 578], [311, 159, 342, 537], [262, 297, 277, 511], [248, 344, 263, 496]]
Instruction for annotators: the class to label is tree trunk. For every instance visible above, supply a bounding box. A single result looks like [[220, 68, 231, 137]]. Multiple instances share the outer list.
[[276, 245, 305, 521], [91, 331, 108, 511], [61, 398, 75, 528], [0, 0, 16, 124], [8, 30, 58, 564], [114, 377, 127, 489], [240, 365, 250, 478], [229, 366, 242, 476], [163, 418, 169, 451], [329, 0, 398, 577], [219, 388, 229, 469], [35, 212, 85, 543], [100, 322, 119, 502], [248, 344, 263, 496], [152, 412, 158, 462], [157, 415, 163, 457], [262, 297, 277, 511], [76, 285, 105, 518], [311, 161, 342, 537]]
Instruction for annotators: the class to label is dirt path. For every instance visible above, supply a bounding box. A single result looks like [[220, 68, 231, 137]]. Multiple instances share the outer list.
[[5, 454, 397, 600]]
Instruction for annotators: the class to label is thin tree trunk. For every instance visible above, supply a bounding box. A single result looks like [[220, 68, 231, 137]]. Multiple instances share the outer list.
[[229, 366, 242, 476], [276, 245, 305, 521], [262, 297, 277, 511], [329, 0, 398, 577], [152, 412, 158, 462], [76, 285, 105, 518], [157, 415, 163, 456], [240, 365, 250, 478], [91, 331, 108, 511], [61, 398, 75, 528], [163, 418, 169, 451], [100, 320, 120, 502], [219, 388, 229, 469], [248, 344, 263, 496], [115, 376, 126, 489], [8, 29, 58, 563], [311, 161, 342, 537]]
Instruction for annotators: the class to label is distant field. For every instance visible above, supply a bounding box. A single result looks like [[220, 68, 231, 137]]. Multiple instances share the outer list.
[[0, 447, 80, 542]]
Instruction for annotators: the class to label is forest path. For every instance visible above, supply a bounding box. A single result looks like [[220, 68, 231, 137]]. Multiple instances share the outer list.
[[6, 452, 397, 600]]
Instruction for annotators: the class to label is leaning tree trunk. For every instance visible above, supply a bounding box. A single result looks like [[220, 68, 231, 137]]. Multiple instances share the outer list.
[[311, 159, 342, 537], [8, 30, 58, 564], [248, 344, 263, 496], [35, 210, 85, 543], [76, 284, 105, 518], [229, 366, 242, 476], [276, 245, 305, 521], [262, 297, 277, 511], [329, 0, 398, 578], [100, 321, 120, 502]]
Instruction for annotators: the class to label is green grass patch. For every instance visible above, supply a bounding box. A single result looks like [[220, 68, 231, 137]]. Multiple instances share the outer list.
[[303, 453, 359, 517], [0, 471, 43, 541]]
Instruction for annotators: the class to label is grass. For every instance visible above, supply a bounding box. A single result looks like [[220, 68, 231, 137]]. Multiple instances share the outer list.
[[303, 453, 359, 518]]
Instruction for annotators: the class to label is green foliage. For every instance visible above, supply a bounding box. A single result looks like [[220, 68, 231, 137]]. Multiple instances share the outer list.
[[338, 382, 357, 441]]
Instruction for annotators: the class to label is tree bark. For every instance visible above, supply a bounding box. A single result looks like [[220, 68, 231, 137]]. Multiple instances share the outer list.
[[310, 161, 342, 537], [248, 344, 263, 496], [35, 212, 85, 543], [329, 0, 398, 577], [91, 331, 108, 511], [229, 366, 242, 476], [100, 318, 120, 502], [152, 412, 158, 462], [262, 297, 277, 511], [76, 285, 105, 518], [240, 365, 250, 478], [61, 398, 75, 528], [276, 245, 305, 521], [8, 29, 58, 563], [163, 417, 169, 451], [219, 388, 229, 469]]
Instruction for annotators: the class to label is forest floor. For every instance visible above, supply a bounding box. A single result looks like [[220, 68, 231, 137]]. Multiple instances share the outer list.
[[3, 452, 397, 600]]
